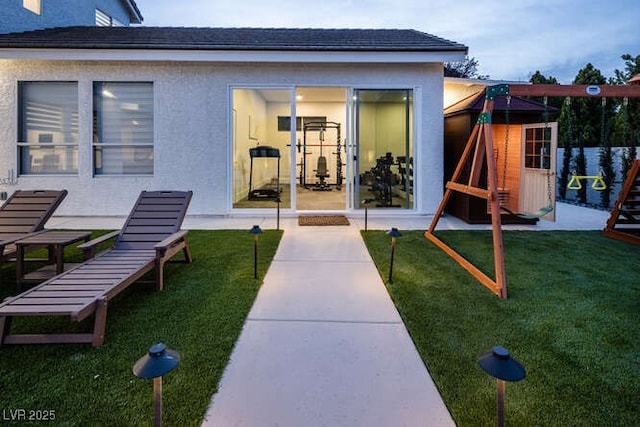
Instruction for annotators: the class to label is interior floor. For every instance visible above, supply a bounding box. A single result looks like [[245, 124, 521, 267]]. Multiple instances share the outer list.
[[233, 183, 412, 211], [297, 186, 345, 210]]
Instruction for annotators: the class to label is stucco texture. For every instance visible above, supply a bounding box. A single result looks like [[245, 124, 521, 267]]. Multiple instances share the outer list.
[[0, 60, 444, 216]]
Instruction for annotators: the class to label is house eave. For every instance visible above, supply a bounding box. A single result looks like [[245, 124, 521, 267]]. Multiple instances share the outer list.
[[122, 0, 143, 24], [0, 48, 467, 63]]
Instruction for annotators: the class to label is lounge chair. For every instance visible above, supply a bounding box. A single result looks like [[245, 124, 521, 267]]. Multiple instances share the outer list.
[[0, 190, 192, 347], [0, 189, 68, 271]]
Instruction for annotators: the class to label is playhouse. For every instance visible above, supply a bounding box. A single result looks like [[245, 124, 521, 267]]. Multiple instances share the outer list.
[[444, 91, 557, 223]]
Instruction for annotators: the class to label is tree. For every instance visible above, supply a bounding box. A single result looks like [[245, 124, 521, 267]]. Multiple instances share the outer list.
[[557, 98, 575, 200], [444, 56, 488, 79], [612, 54, 640, 84], [529, 71, 571, 200], [612, 54, 640, 180], [571, 64, 616, 207]]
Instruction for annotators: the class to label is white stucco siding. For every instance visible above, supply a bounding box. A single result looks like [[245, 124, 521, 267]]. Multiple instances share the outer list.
[[0, 60, 445, 216], [420, 64, 446, 214]]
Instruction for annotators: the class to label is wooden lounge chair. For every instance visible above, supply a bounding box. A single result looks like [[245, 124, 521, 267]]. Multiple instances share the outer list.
[[0, 189, 68, 271], [0, 190, 192, 347]]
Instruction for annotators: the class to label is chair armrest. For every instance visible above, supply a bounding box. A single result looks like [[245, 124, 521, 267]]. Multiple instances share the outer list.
[[154, 230, 189, 253], [78, 230, 120, 259]]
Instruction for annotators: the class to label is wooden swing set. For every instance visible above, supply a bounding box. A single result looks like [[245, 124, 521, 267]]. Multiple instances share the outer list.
[[426, 83, 640, 299]]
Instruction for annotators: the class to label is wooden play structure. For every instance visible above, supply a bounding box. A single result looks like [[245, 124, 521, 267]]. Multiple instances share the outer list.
[[444, 92, 557, 224], [603, 159, 640, 244], [427, 83, 640, 299]]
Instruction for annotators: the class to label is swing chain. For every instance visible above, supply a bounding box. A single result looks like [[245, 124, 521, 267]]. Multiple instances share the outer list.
[[543, 96, 553, 206], [622, 97, 629, 146], [601, 97, 607, 147], [502, 95, 511, 190]]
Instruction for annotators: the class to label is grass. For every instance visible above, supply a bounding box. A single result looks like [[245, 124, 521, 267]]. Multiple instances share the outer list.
[[362, 230, 640, 427], [0, 229, 282, 426]]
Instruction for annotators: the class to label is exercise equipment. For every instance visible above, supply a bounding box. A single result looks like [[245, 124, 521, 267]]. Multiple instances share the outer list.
[[312, 124, 331, 191], [426, 83, 640, 300], [298, 121, 343, 190], [248, 146, 281, 200], [360, 153, 413, 208], [365, 153, 401, 207]]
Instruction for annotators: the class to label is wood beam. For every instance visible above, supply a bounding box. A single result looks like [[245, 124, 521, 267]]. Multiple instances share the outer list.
[[507, 84, 640, 98]]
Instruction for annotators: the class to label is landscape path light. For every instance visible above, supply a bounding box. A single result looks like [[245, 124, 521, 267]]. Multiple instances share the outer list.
[[386, 227, 402, 283], [249, 225, 263, 279], [362, 198, 374, 231], [477, 346, 526, 427], [133, 342, 181, 427], [274, 197, 281, 230]]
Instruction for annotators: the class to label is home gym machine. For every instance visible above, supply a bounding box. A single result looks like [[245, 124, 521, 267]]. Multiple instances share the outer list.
[[298, 121, 344, 191], [248, 145, 281, 200], [360, 153, 413, 207]]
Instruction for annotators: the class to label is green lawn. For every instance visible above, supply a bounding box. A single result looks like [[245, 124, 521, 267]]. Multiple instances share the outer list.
[[0, 229, 282, 426], [362, 230, 640, 427]]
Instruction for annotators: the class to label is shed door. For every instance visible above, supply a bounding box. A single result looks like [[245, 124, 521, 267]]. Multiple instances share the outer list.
[[520, 122, 557, 221]]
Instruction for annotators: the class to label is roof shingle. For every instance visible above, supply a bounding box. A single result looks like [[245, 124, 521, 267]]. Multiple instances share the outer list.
[[0, 27, 468, 52]]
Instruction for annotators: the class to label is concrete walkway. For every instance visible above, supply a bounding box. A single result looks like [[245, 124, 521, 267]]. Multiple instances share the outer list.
[[201, 222, 454, 427]]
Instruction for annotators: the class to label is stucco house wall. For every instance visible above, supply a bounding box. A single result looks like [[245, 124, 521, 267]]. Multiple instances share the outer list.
[[0, 59, 445, 216]]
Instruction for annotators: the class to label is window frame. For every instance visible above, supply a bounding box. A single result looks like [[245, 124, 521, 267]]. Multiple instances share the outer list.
[[92, 81, 155, 176], [17, 81, 79, 176], [524, 126, 552, 170]]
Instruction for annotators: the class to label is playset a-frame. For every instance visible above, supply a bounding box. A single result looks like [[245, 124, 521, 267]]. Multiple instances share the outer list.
[[426, 83, 640, 299], [603, 159, 640, 244]]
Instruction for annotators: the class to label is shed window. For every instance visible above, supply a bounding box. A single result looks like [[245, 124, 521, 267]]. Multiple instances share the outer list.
[[524, 127, 551, 169], [18, 82, 78, 175], [93, 82, 154, 175]]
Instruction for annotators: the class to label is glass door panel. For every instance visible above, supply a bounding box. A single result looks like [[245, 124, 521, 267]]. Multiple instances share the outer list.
[[353, 89, 414, 209], [231, 88, 292, 209]]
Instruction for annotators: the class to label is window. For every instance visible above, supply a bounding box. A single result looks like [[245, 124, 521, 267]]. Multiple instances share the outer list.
[[93, 82, 154, 175], [23, 0, 41, 15], [18, 82, 78, 175], [96, 9, 123, 27], [524, 127, 551, 169], [277, 116, 326, 132]]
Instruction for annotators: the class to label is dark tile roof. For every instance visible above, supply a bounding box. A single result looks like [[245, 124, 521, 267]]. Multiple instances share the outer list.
[[0, 27, 467, 52], [445, 90, 555, 117]]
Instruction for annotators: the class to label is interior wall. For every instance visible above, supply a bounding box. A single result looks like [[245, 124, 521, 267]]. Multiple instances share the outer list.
[[360, 102, 412, 172], [232, 89, 269, 203]]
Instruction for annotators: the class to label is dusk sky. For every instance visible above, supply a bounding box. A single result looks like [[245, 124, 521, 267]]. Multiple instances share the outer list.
[[134, 0, 639, 84]]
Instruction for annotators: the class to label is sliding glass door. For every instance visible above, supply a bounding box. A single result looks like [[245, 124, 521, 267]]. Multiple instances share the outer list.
[[231, 88, 292, 210], [230, 87, 415, 212], [352, 89, 414, 209]]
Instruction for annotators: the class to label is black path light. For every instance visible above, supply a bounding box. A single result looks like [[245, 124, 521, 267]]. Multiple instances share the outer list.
[[274, 197, 281, 231], [386, 227, 402, 283], [133, 343, 181, 427], [362, 198, 374, 231], [249, 225, 263, 279], [478, 346, 526, 427]]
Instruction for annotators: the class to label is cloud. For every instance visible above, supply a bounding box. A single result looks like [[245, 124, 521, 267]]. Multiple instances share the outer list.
[[136, 0, 639, 83]]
